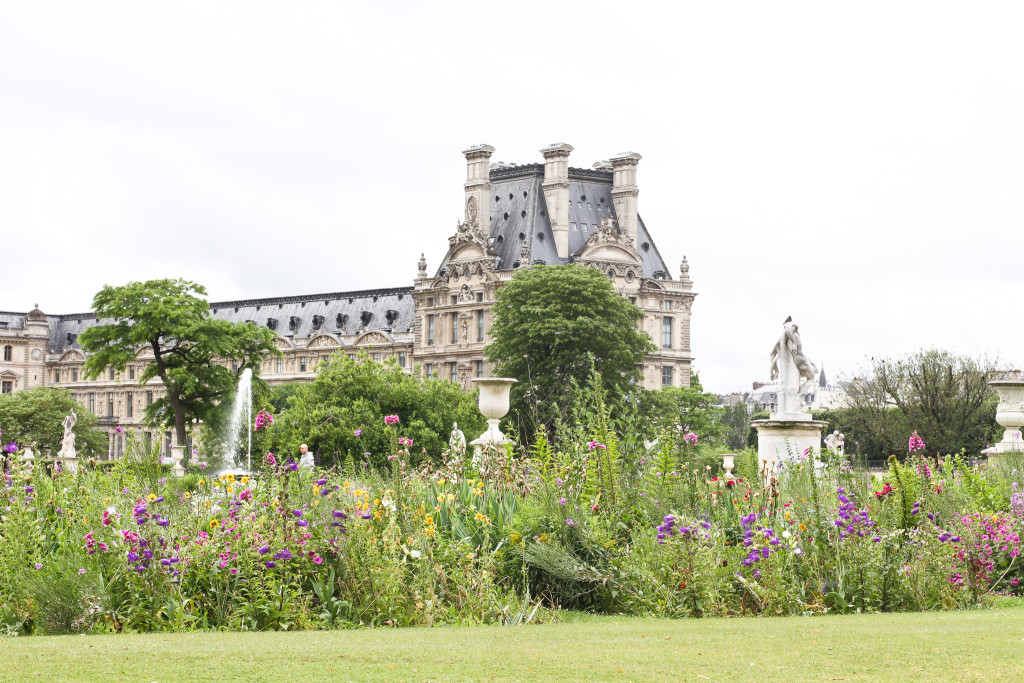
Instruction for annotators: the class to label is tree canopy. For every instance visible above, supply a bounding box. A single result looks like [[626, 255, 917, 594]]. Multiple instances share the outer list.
[[79, 279, 280, 446], [257, 352, 485, 469], [839, 349, 999, 458], [0, 387, 107, 458], [485, 265, 655, 436]]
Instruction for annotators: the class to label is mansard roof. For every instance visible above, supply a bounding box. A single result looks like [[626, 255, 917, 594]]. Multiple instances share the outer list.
[[438, 164, 672, 278], [13, 287, 415, 355]]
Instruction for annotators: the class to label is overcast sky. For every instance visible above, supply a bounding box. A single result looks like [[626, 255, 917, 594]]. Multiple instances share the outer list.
[[2, 1, 1021, 393]]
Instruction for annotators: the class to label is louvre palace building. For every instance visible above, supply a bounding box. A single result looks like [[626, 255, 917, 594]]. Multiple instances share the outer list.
[[0, 143, 696, 458]]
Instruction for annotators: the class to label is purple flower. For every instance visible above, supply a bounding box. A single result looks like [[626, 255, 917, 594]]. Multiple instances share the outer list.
[[566, 519, 577, 527], [315, 478, 327, 486], [4, 442, 17, 454], [274, 549, 292, 561], [292, 509, 304, 517], [115, 425, 123, 434], [265, 561, 276, 569], [258, 545, 270, 554], [297, 519, 308, 527], [34, 562, 42, 570], [332, 510, 347, 519], [559, 498, 566, 505], [78, 568, 86, 575], [354, 429, 363, 436]]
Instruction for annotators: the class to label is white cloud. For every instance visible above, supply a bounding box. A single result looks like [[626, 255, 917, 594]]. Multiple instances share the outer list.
[[1, 1, 1021, 392]]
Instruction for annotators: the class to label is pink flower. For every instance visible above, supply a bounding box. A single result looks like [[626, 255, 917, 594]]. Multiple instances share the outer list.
[[908, 431, 926, 453], [354, 429, 363, 436], [683, 432, 698, 446], [313, 556, 323, 565], [254, 409, 275, 431], [566, 519, 577, 527], [115, 425, 123, 434], [384, 415, 400, 425]]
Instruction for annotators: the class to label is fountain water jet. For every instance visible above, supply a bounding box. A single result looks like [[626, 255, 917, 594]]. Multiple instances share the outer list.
[[223, 368, 253, 472]]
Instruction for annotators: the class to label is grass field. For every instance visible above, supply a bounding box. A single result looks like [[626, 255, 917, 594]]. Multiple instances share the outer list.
[[2, 603, 1023, 682]]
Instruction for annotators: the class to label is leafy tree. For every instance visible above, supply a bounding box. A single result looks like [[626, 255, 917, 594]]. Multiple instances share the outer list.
[[721, 402, 750, 451], [637, 372, 725, 444], [486, 265, 655, 437], [842, 349, 998, 458], [259, 353, 485, 469], [0, 387, 107, 458], [79, 279, 280, 447]]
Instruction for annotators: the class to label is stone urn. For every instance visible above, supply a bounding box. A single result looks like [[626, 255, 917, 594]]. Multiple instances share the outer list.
[[470, 377, 517, 446], [170, 445, 186, 476], [983, 370, 1024, 462]]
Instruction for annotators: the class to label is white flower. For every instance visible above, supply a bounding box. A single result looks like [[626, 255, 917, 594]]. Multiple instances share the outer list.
[[782, 530, 791, 539], [410, 550, 421, 559]]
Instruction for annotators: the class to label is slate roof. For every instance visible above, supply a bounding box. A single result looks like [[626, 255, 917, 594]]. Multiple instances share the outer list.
[[439, 165, 672, 277], [6, 287, 415, 355]]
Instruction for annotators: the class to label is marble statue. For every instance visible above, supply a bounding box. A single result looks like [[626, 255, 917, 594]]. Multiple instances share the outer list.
[[449, 422, 467, 457], [824, 430, 845, 455], [770, 317, 818, 396], [58, 410, 77, 460]]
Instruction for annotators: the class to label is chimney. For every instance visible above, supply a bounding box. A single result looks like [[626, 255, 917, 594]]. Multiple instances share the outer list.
[[461, 144, 495, 229], [541, 143, 573, 258], [610, 151, 641, 245]]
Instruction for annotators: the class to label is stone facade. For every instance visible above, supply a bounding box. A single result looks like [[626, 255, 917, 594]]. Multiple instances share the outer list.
[[0, 142, 696, 458]]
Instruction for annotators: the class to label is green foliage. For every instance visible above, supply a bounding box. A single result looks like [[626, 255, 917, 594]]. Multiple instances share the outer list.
[[486, 265, 655, 436], [79, 279, 280, 445], [842, 350, 999, 459], [721, 402, 751, 451], [260, 352, 484, 468], [0, 387, 107, 458]]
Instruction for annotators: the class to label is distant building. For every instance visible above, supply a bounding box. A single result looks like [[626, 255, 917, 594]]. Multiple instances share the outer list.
[[738, 367, 848, 414], [0, 142, 696, 458]]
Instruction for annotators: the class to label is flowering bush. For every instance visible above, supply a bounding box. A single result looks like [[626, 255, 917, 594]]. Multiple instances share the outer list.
[[2, 402, 1023, 636]]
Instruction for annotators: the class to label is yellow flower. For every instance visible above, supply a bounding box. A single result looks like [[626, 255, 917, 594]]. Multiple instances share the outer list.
[[148, 493, 157, 501], [199, 480, 206, 486], [800, 523, 807, 531], [313, 486, 321, 495], [466, 553, 473, 560], [226, 474, 235, 482], [425, 527, 435, 536], [424, 515, 434, 525], [227, 486, 234, 494], [103, 497, 111, 504], [438, 478, 446, 485], [183, 492, 191, 499], [210, 519, 220, 528], [241, 476, 249, 484]]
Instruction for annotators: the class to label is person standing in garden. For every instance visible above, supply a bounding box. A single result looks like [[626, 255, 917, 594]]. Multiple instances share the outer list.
[[298, 443, 314, 469]]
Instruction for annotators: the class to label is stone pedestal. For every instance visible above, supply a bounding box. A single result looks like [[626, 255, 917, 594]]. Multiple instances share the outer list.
[[752, 416, 827, 470], [982, 371, 1024, 465]]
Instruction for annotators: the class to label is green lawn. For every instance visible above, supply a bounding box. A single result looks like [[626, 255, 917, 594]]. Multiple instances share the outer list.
[[2, 605, 1023, 682]]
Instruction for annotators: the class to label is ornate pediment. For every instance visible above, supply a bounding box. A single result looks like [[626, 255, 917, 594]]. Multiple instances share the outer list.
[[306, 334, 340, 349], [60, 349, 86, 363], [273, 336, 295, 350], [575, 215, 640, 265], [354, 331, 394, 346], [447, 219, 496, 263]]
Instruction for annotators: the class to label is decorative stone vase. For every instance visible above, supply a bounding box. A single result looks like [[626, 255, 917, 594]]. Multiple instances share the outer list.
[[721, 453, 736, 478], [470, 377, 517, 445], [983, 370, 1024, 462], [171, 445, 185, 476]]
